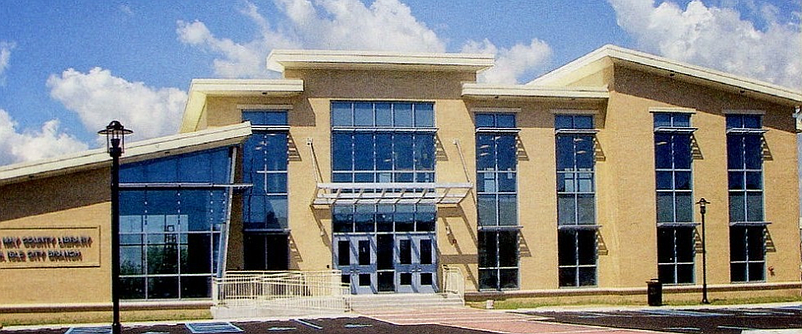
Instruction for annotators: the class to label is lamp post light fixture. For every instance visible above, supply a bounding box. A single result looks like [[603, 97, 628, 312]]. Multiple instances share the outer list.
[[98, 121, 133, 334], [696, 197, 711, 305]]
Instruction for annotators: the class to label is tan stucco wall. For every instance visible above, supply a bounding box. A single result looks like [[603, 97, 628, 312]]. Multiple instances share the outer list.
[[202, 64, 800, 296], [0, 168, 111, 305]]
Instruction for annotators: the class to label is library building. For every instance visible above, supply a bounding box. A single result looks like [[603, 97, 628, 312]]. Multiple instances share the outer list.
[[1, 44, 801, 319]]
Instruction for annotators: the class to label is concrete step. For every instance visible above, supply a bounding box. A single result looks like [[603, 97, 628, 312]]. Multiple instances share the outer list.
[[348, 293, 464, 313]]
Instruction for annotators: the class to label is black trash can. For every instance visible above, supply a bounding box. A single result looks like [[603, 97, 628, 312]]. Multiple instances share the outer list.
[[647, 279, 662, 306]]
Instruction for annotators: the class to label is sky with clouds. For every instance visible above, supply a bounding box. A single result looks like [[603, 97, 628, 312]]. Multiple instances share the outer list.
[[0, 0, 799, 166]]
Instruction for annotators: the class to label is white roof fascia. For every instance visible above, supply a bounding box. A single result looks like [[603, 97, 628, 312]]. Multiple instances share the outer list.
[[180, 79, 303, 133], [462, 83, 609, 100], [531, 45, 802, 104], [0, 122, 253, 186], [267, 49, 495, 73]]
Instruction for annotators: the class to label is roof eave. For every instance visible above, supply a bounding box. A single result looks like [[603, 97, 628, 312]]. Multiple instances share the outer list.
[[267, 49, 495, 73], [462, 83, 609, 101], [0, 122, 253, 186], [180, 79, 304, 133]]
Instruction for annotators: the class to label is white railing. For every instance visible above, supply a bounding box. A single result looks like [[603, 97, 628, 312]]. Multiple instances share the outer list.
[[212, 271, 351, 316], [441, 265, 465, 304]]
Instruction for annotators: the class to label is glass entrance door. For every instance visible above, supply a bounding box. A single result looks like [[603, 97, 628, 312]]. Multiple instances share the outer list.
[[334, 234, 376, 294], [334, 233, 437, 294], [395, 233, 437, 293]]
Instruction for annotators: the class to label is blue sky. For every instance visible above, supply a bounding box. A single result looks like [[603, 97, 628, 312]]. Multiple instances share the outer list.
[[0, 0, 799, 165]]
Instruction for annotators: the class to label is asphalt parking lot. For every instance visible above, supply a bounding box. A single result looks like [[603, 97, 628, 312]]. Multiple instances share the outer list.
[[1, 317, 490, 334], [523, 305, 802, 333]]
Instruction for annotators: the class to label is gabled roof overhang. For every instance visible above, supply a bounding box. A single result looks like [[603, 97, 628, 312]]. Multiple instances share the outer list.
[[180, 79, 304, 133], [267, 49, 495, 73], [530, 45, 802, 107], [0, 122, 253, 186], [462, 83, 609, 101]]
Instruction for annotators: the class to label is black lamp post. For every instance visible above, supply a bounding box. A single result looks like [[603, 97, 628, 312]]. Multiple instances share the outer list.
[[696, 197, 711, 304], [98, 121, 133, 334]]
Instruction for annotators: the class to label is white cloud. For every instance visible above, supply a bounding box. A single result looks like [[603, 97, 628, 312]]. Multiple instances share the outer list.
[[46, 67, 187, 141], [0, 109, 88, 165], [177, 0, 447, 78], [608, 0, 802, 89], [462, 38, 552, 84], [0, 41, 15, 84]]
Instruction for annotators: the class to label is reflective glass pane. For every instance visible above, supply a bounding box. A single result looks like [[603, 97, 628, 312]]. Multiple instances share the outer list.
[[375, 103, 392, 127], [399, 239, 411, 264], [677, 264, 694, 283], [657, 192, 674, 223], [477, 194, 498, 226], [497, 114, 515, 128], [745, 172, 762, 190], [729, 192, 746, 222], [499, 269, 518, 289], [498, 194, 517, 226], [414, 103, 434, 127], [331, 102, 352, 126], [727, 136, 744, 169], [557, 194, 576, 225], [554, 115, 572, 130], [747, 227, 765, 260], [674, 171, 691, 190], [577, 230, 597, 265], [577, 195, 595, 225], [729, 172, 744, 190], [657, 228, 674, 263], [476, 134, 495, 170], [497, 134, 517, 171], [731, 263, 746, 282], [743, 115, 761, 128], [575, 136, 594, 169], [394, 133, 413, 169], [375, 133, 393, 170], [353, 133, 374, 170], [184, 234, 212, 274], [654, 113, 671, 128], [673, 135, 691, 169], [354, 102, 373, 126], [672, 114, 691, 127], [414, 134, 435, 170], [477, 172, 496, 193], [658, 264, 675, 283], [574, 115, 593, 129], [498, 231, 518, 267], [730, 227, 746, 261], [394, 103, 413, 127], [748, 263, 765, 281], [498, 172, 516, 192], [558, 231, 576, 266], [420, 239, 433, 265], [726, 115, 742, 129], [332, 133, 353, 171], [746, 192, 763, 221], [121, 277, 145, 299], [676, 228, 696, 262], [358, 240, 370, 265], [264, 134, 288, 171], [337, 240, 350, 266], [654, 134, 672, 169], [675, 193, 693, 223], [579, 267, 596, 286], [744, 136, 762, 169], [475, 114, 494, 128], [559, 267, 576, 287], [577, 173, 593, 192], [656, 172, 673, 190], [479, 269, 498, 290], [121, 245, 144, 274], [556, 136, 575, 170], [181, 276, 211, 298], [378, 271, 394, 292], [478, 232, 497, 268]]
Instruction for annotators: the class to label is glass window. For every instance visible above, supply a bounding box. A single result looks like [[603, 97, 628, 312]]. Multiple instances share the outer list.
[[657, 227, 695, 284], [726, 115, 764, 223], [242, 113, 289, 231], [476, 113, 519, 291], [730, 226, 765, 282], [558, 229, 597, 287]]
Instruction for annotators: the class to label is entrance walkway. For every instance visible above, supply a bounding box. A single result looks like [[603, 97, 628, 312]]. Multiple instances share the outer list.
[[362, 306, 669, 334]]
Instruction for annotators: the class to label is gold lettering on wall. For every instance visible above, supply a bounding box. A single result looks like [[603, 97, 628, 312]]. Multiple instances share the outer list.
[[0, 227, 101, 268]]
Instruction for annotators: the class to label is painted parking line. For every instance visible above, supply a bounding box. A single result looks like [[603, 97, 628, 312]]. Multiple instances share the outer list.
[[267, 327, 297, 331], [64, 327, 111, 334], [639, 309, 728, 317], [293, 319, 323, 330], [665, 327, 701, 332], [185, 322, 244, 334]]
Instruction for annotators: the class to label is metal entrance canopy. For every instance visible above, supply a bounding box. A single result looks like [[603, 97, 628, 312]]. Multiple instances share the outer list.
[[312, 182, 472, 205]]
